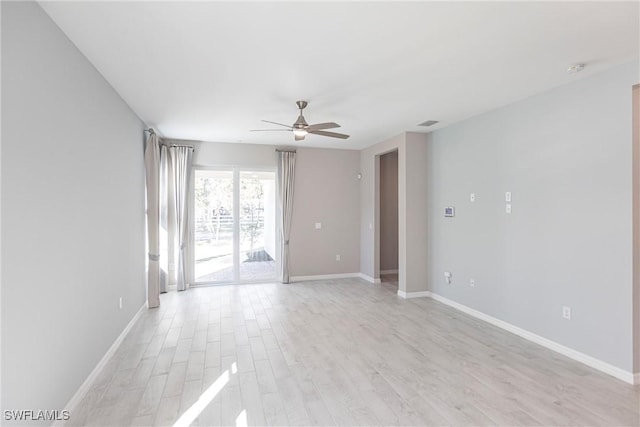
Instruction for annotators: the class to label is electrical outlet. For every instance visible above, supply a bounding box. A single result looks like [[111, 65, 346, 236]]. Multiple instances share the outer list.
[[506, 204, 512, 214], [444, 271, 452, 284], [335, 254, 341, 261], [562, 306, 571, 320], [505, 192, 512, 202], [315, 222, 322, 229], [119, 297, 123, 310], [470, 278, 475, 287]]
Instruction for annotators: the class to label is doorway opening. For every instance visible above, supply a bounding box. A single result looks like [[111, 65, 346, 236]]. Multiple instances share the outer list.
[[379, 150, 399, 290], [192, 168, 277, 284]]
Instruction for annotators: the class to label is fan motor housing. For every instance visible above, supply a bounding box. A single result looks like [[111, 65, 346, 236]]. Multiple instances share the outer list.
[[293, 115, 308, 128]]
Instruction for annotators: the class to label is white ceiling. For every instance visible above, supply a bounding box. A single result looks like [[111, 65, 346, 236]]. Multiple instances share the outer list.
[[40, 1, 639, 150]]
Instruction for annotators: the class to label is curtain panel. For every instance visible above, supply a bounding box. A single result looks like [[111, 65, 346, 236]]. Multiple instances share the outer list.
[[168, 146, 193, 291], [145, 132, 194, 306], [277, 151, 296, 283], [144, 133, 161, 308]]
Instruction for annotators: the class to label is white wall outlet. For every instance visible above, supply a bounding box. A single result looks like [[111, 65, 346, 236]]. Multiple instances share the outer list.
[[470, 193, 476, 202], [469, 278, 475, 287], [562, 306, 571, 320], [444, 271, 452, 284], [506, 204, 512, 214], [315, 222, 322, 229], [369, 223, 373, 230], [505, 192, 512, 202], [119, 297, 123, 310], [335, 254, 341, 261]]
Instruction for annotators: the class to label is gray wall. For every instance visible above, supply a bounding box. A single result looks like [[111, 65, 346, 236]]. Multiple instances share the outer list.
[[360, 134, 404, 279], [380, 151, 398, 271], [1, 0, 146, 418], [426, 61, 639, 372], [402, 133, 429, 293], [193, 142, 361, 278], [360, 132, 429, 293]]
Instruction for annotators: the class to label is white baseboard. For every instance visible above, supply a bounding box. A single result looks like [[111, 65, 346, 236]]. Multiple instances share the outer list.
[[56, 304, 147, 425], [358, 273, 381, 284], [380, 269, 398, 274], [428, 292, 636, 385], [291, 273, 361, 282], [397, 290, 431, 299]]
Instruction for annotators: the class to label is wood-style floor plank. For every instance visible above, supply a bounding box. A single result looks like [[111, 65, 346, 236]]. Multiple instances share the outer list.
[[65, 277, 640, 426]]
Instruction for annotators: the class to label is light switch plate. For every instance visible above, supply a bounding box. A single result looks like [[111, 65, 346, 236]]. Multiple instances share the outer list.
[[506, 204, 512, 214], [470, 193, 476, 202], [315, 222, 322, 229]]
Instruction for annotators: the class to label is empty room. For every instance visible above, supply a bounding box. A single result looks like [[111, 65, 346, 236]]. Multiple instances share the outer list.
[[2, 1, 639, 426]]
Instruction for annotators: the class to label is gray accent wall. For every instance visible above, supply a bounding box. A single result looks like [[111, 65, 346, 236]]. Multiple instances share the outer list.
[[289, 148, 361, 277], [193, 142, 361, 278], [426, 61, 639, 372], [2, 0, 146, 418], [192, 140, 277, 168], [633, 84, 639, 374]]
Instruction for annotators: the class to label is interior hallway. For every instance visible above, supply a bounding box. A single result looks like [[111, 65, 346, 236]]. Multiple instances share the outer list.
[[67, 279, 639, 426]]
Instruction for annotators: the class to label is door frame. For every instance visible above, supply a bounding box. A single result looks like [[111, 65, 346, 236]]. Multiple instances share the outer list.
[[189, 165, 279, 286]]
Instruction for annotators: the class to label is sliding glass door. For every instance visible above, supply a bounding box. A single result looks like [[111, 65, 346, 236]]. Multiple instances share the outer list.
[[193, 168, 276, 284], [193, 170, 234, 282], [239, 171, 277, 281]]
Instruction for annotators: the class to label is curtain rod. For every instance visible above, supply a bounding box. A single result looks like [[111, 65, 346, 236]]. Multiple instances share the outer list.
[[145, 128, 194, 151], [163, 144, 194, 151], [276, 149, 297, 153]]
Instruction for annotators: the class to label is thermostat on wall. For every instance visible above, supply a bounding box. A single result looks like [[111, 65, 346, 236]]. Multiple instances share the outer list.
[[444, 207, 455, 217]]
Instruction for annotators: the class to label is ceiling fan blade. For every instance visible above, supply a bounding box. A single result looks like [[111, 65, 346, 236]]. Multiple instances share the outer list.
[[294, 133, 306, 141], [250, 129, 291, 132], [306, 122, 340, 132], [308, 130, 350, 139], [261, 120, 293, 129]]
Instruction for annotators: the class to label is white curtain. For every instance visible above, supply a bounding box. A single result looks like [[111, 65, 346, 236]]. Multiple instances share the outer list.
[[277, 151, 296, 283], [144, 133, 161, 308], [159, 145, 169, 293], [168, 146, 193, 291]]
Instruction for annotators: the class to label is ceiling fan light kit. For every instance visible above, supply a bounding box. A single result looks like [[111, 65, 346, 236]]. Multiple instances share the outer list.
[[251, 101, 350, 141]]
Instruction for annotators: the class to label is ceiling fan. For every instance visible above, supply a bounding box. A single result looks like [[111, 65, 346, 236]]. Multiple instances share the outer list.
[[251, 101, 350, 141]]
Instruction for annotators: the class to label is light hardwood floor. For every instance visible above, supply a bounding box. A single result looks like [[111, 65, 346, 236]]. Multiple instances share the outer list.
[[68, 277, 639, 426]]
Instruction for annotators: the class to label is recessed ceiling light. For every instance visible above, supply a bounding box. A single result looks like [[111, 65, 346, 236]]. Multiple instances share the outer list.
[[567, 63, 585, 73], [418, 120, 439, 127]]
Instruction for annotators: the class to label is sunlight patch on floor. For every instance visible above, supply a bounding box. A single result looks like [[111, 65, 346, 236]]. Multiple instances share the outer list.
[[172, 364, 233, 427]]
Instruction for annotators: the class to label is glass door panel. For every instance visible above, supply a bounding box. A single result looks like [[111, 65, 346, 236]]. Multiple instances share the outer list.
[[239, 171, 276, 281], [194, 170, 234, 282]]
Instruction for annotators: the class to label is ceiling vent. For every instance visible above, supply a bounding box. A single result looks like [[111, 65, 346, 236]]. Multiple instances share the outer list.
[[418, 120, 439, 127]]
